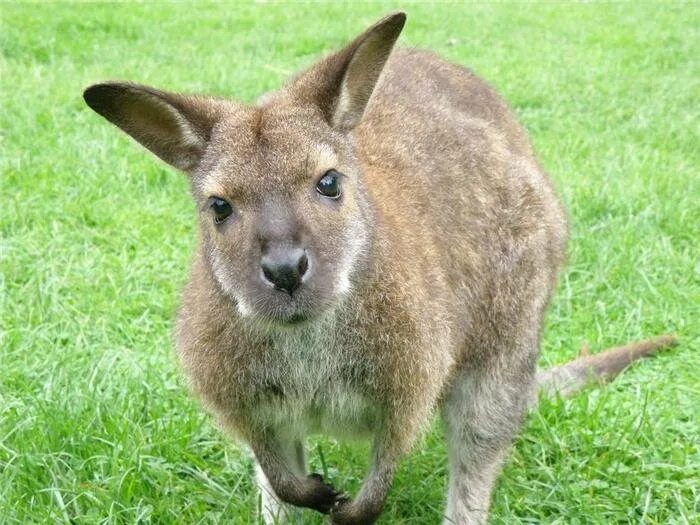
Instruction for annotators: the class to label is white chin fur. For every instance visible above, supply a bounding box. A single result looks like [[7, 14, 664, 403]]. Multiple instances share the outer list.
[[236, 298, 252, 317]]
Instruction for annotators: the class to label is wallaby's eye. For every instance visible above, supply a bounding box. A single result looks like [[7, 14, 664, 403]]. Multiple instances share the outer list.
[[209, 197, 234, 224], [316, 169, 342, 199]]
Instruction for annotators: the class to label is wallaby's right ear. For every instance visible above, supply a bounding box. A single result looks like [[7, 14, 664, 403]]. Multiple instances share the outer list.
[[83, 82, 220, 173]]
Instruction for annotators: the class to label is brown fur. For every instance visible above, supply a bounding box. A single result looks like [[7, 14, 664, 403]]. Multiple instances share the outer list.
[[537, 335, 678, 398], [83, 12, 664, 525]]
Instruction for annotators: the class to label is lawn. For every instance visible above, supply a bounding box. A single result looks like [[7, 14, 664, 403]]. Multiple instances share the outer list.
[[1, 2, 698, 523]]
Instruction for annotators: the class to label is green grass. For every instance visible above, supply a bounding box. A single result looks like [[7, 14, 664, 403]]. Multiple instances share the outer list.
[[1, 2, 698, 523]]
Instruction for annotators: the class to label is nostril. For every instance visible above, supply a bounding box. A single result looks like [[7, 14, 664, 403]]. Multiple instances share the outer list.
[[297, 252, 309, 278], [261, 262, 276, 285]]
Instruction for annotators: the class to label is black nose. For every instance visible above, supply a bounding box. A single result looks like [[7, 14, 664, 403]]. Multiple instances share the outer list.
[[260, 248, 309, 294]]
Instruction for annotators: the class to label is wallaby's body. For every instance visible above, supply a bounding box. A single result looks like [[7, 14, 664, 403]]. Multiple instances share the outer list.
[[174, 42, 566, 524], [84, 13, 672, 525]]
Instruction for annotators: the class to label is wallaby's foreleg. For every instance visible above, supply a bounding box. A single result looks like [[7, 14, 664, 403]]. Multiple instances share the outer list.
[[441, 360, 535, 525], [330, 385, 443, 525], [252, 434, 342, 518], [256, 438, 307, 524], [329, 437, 401, 525]]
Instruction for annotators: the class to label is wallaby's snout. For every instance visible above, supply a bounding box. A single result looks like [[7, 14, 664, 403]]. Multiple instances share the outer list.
[[256, 200, 311, 295], [260, 245, 309, 295]]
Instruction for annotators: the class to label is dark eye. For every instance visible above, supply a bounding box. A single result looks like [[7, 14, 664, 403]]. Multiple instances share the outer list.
[[316, 169, 342, 199], [209, 197, 233, 224]]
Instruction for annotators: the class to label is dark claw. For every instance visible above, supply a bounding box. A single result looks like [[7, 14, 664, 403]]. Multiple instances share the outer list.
[[306, 473, 341, 514], [333, 492, 350, 509]]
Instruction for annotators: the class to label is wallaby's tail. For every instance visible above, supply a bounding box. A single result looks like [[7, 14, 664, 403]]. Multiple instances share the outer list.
[[535, 335, 678, 401]]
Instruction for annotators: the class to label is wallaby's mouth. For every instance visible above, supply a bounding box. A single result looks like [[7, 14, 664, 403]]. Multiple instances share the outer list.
[[240, 284, 332, 327], [281, 312, 313, 326], [262, 295, 325, 326], [253, 307, 321, 329]]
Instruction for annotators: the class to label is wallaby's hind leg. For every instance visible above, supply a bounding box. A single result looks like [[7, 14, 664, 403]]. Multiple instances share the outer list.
[[256, 439, 306, 524], [441, 346, 536, 525]]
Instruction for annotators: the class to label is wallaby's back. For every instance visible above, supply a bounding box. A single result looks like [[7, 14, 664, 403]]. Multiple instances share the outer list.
[[357, 48, 568, 357]]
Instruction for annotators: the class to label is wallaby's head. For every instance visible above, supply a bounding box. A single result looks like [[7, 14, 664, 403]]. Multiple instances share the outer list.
[[84, 13, 405, 325]]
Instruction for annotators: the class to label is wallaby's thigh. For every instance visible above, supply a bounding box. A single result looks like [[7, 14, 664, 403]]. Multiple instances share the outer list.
[[440, 333, 538, 525]]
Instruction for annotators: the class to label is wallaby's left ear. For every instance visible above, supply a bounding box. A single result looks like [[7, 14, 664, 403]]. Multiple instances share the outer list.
[[83, 82, 220, 173], [291, 12, 406, 132]]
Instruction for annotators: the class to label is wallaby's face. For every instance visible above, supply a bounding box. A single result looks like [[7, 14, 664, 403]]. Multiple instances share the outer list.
[[194, 104, 369, 324], [83, 13, 404, 325]]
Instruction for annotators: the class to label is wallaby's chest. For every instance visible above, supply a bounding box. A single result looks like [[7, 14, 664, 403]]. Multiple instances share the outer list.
[[251, 328, 379, 438]]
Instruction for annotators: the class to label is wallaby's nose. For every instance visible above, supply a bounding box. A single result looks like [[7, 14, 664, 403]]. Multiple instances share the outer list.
[[260, 247, 309, 294]]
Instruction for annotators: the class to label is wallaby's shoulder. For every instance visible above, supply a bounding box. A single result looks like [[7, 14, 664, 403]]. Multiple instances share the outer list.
[[364, 46, 533, 158]]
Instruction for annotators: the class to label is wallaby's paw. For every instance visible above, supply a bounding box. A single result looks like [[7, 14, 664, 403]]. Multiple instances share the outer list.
[[305, 473, 343, 514], [330, 497, 381, 525]]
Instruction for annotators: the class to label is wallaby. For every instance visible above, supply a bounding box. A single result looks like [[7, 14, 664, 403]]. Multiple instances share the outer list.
[[83, 12, 676, 525]]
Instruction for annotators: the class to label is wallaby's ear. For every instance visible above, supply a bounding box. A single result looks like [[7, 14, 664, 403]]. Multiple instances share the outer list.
[[83, 82, 220, 173], [292, 12, 406, 132]]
